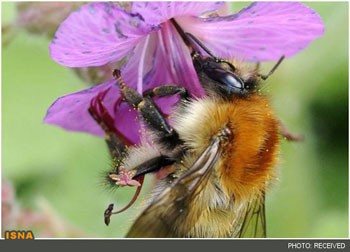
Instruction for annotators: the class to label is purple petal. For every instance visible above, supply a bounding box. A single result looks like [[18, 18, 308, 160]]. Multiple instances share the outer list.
[[179, 2, 324, 61], [121, 21, 205, 116], [157, 21, 205, 97], [122, 22, 205, 95], [50, 2, 155, 67], [131, 2, 224, 25], [113, 102, 141, 144], [44, 79, 141, 144], [121, 33, 179, 115], [44, 80, 114, 136]]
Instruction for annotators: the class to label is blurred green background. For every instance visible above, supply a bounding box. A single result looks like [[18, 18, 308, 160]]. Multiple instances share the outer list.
[[1, 2, 348, 238]]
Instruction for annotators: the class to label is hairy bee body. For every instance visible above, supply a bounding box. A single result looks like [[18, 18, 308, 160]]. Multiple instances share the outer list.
[[97, 32, 286, 236], [124, 91, 279, 238], [174, 94, 280, 202]]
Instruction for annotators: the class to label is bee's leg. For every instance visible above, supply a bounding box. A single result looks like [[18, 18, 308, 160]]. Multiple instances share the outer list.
[[88, 88, 131, 162], [279, 120, 304, 142], [114, 70, 183, 149], [258, 55, 285, 80], [143, 85, 189, 101], [108, 155, 176, 185]]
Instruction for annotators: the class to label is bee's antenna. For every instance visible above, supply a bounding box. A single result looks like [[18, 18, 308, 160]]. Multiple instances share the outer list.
[[170, 18, 190, 47], [257, 56, 285, 80], [171, 19, 237, 71], [184, 32, 218, 59], [170, 19, 216, 59]]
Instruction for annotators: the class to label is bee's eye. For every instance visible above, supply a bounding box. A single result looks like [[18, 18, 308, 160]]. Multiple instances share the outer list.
[[202, 61, 246, 96], [209, 68, 244, 90]]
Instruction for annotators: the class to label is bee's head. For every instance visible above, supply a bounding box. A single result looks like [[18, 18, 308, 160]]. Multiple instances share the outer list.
[[192, 53, 256, 98], [185, 33, 256, 99]]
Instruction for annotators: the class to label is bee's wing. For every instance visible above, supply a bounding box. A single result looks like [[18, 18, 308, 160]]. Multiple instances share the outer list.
[[233, 192, 266, 238], [126, 137, 223, 238]]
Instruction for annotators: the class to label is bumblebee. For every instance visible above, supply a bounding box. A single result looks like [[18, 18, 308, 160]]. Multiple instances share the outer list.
[[89, 29, 297, 237]]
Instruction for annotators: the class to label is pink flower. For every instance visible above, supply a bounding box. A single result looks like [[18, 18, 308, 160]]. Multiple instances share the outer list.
[[44, 2, 324, 144]]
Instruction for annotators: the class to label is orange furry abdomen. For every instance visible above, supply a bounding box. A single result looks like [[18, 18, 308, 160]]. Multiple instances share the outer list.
[[219, 95, 279, 200]]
